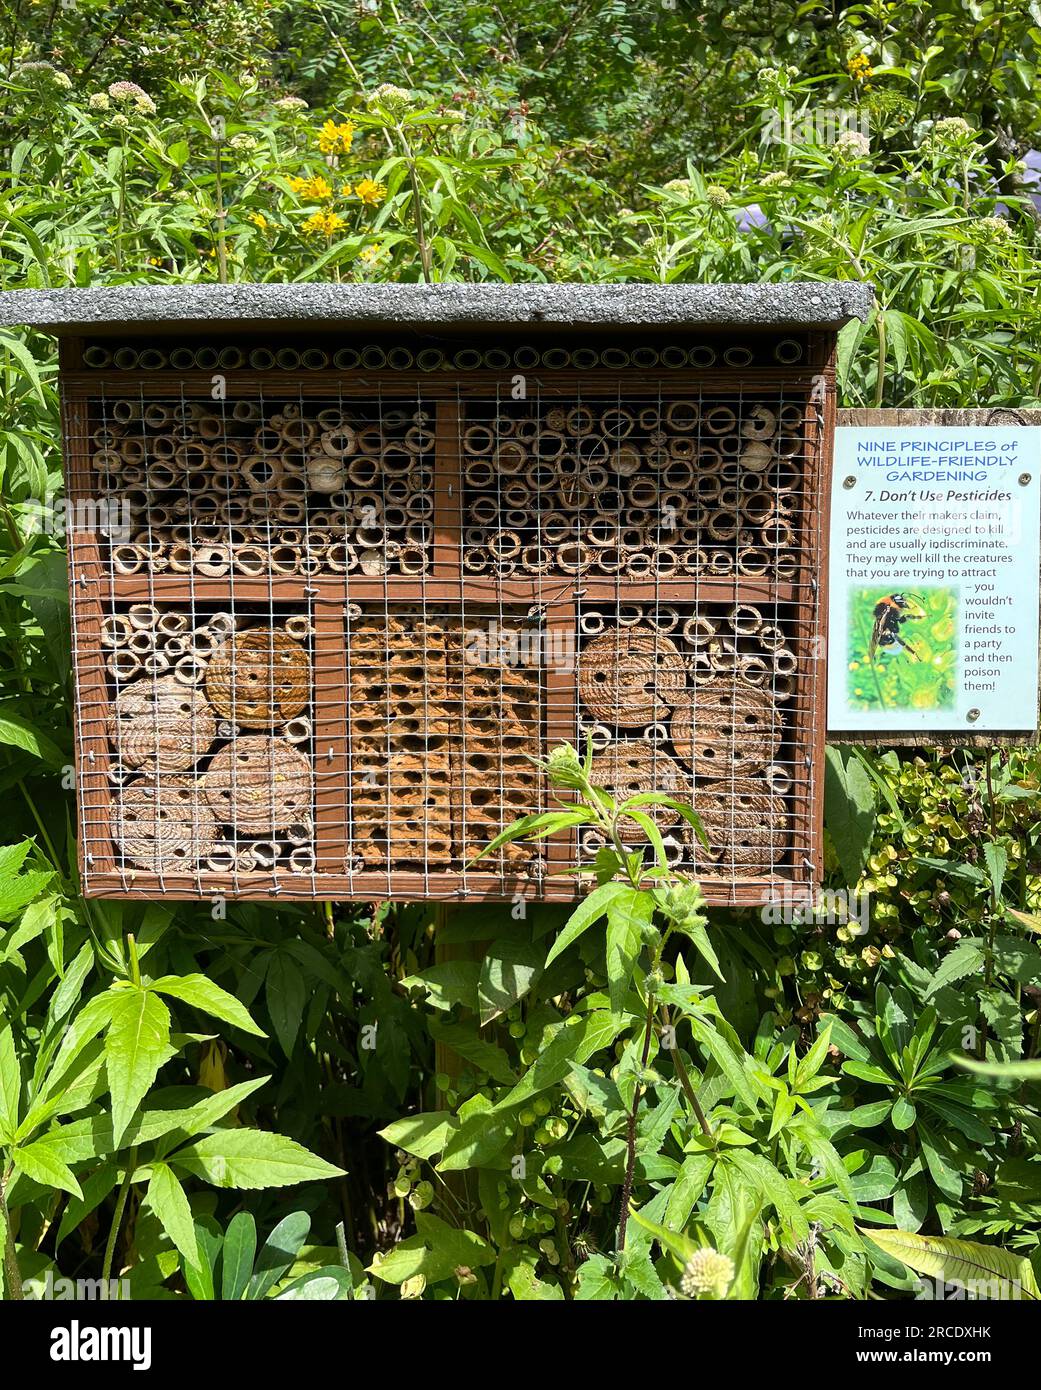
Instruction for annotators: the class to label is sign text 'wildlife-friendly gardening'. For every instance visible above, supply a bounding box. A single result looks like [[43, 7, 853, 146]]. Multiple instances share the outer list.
[[828, 425, 1041, 733]]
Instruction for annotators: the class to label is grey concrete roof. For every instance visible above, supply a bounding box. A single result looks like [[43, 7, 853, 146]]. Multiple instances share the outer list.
[[0, 282, 873, 333]]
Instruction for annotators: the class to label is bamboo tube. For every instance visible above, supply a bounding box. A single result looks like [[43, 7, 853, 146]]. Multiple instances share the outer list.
[[601, 406, 635, 440], [773, 648, 798, 677], [358, 548, 387, 576], [489, 529, 521, 561], [84, 345, 111, 368], [297, 347, 328, 370], [333, 346, 362, 370], [558, 540, 587, 573], [762, 517, 794, 549], [231, 545, 266, 576], [611, 442, 642, 477], [101, 615, 132, 647], [463, 423, 495, 456], [542, 347, 569, 370], [533, 430, 566, 461], [682, 546, 707, 571], [723, 345, 754, 366], [289, 846, 317, 874], [453, 347, 482, 370], [563, 405, 592, 437], [688, 651, 714, 681], [405, 425, 434, 453], [741, 404, 778, 441], [682, 614, 717, 646], [702, 405, 736, 436], [598, 345, 629, 369], [586, 515, 618, 548], [740, 440, 772, 473], [647, 605, 679, 635], [737, 546, 770, 576], [307, 459, 344, 493], [465, 459, 495, 491], [729, 604, 763, 637], [739, 654, 770, 686], [688, 345, 718, 367], [654, 547, 679, 577], [775, 433, 802, 459], [143, 403, 171, 430], [663, 400, 698, 433], [163, 636, 187, 659], [569, 346, 598, 369], [775, 552, 799, 580], [643, 722, 669, 745], [705, 509, 737, 542], [757, 624, 784, 652], [92, 448, 122, 476], [541, 511, 570, 545], [659, 459, 694, 493], [465, 547, 490, 573], [779, 404, 803, 431], [482, 347, 512, 370], [626, 551, 653, 578], [109, 650, 141, 681], [239, 456, 282, 493], [495, 440, 528, 474], [631, 344, 660, 369], [707, 548, 734, 574], [544, 407, 568, 432], [765, 763, 792, 794], [398, 544, 427, 575], [513, 345, 540, 369], [414, 346, 441, 372], [275, 346, 301, 370], [774, 338, 804, 364], [113, 346, 140, 370], [659, 345, 687, 369], [166, 544, 193, 574], [520, 542, 547, 572], [326, 541, 357, 573], [142, 651, 170, 675]]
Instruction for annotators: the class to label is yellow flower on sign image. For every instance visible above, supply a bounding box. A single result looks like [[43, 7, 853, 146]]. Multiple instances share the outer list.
[[303, 210, 345, 238], [318, 119, 355, 155], [354, 178, 387, 207]]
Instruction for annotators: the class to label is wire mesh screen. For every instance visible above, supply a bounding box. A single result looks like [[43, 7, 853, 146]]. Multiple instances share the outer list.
[[62, 329, 831, 904]]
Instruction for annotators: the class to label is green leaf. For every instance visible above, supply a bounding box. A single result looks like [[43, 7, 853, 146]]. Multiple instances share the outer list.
[[146, 1162, 200, 1272], [545, 880, 631, 968], [605, 888, 653, 1012], [149, 974, 265, 1037], [246, 1211, 311, 1301], [368, 1213, 495, 1286], [924, 941, 985, 999], [221, 1211, 258, 1301], [891, 1096, 917, 1130], [0, 710, 64, 767], [0, 841, 53, 922], [861, 1228, 1040, 1299], [12, 1138, 82, 1198], [378, 1111, 454, 1162], [983, 842, 1007, 902], [264, 954, 306, 1057], [492, 1011, 628, 1113], [478, 938, 543, 1025], [170, 1129, 345, 1189], [276, 1267, 354, 1300], [105, 987, 172, 1147], [824, 747, 875, 886], [0, 1024, 20, 1141]]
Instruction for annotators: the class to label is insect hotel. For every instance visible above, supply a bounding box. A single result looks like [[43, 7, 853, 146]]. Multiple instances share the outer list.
[[1, 282, 871, 905]]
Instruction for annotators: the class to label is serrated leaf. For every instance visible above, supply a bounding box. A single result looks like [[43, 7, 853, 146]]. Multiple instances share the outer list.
[[146, 1162, 200, 1272], [12, 1138, 82, 1198], [149, 974, 265, 1037], [106, 988, 172, 1147], [170, 1129, 344, 1189]]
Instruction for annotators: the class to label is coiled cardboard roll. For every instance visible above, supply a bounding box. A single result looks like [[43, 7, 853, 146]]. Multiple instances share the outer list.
[[579, 626, 686, 725]]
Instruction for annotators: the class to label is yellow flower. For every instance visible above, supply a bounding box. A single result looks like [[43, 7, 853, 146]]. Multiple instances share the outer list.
[[287, 174, 333, 200], [847, 52, 872, 84], [317, 119, 355, 155], [359, 243, 383, 265], [353, 177, 387, 207], [302, 210, 345, 238], [249, 211, 268, 231]]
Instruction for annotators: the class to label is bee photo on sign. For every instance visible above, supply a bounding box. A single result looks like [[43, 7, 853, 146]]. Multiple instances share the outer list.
[[846, 586, 957, 712]]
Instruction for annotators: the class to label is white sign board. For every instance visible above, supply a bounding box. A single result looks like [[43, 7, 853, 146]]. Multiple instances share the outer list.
[[828, 426, 1041, 733]]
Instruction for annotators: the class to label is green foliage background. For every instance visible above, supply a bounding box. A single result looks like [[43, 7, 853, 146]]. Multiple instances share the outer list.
[[847, 587, 958, 711], [0, 0, 1040, 1303]]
